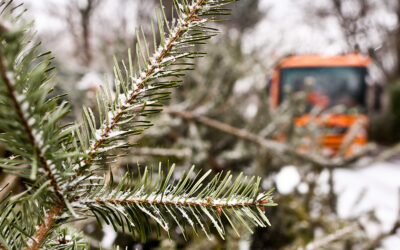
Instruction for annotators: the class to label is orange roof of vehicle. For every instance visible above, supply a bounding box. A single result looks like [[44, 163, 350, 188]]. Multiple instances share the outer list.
[[279, 54, 372, 68]]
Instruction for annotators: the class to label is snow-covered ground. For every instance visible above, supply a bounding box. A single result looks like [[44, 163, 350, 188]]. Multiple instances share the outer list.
[[335, 160, 400, 249], [276, 160, 400, 249]]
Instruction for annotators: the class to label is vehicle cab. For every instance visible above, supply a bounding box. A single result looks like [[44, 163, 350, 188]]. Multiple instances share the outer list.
[[269, 54, 372, 156]]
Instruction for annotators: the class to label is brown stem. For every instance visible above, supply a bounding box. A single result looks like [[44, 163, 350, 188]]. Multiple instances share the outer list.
[[95, 197, 269, 209], [0, 50, 64, 202], [26, 204, 65, 250]]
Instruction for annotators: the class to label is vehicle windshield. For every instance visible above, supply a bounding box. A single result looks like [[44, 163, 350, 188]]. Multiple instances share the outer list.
[[280, 67, 367, 110]]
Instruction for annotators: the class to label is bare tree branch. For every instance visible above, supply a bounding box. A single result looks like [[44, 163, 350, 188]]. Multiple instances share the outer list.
[[304, 224, 360, 250], [164, 107, 371, 168], [130, 147, 192, 158]]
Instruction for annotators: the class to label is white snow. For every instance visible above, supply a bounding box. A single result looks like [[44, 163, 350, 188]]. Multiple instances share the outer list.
[[77, 72, 103, 91], [275, 160, 400, 249], [101, 224, 117, 249], [334, 161, 400, 249], [244, 103, 258, 119], [276, 165, 301, 194], [335, 162, 400, 227]]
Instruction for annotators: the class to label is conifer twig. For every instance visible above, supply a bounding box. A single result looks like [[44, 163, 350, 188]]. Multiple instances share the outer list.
[[27, 205, 65, 250], [80, 0, 208, 171], [0, 51, 64, 202], [26, 0, 212, 245], [0, 0, 277, 247], [82, 164, 276, 240], [93, 197, 267, 209]]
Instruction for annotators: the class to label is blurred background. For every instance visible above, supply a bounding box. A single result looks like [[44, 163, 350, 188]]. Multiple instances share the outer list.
[[3, 0, 400, 249]]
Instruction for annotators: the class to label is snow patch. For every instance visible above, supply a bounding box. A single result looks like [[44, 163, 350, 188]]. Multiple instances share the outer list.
[[77, 72, 103, 91], [275, 165, 301, 194], [101, 224, 117, 248]]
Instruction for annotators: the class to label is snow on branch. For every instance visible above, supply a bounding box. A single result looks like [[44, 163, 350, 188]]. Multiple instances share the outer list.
[[75, 0, 235, 173], [78, 164, 276, 240]]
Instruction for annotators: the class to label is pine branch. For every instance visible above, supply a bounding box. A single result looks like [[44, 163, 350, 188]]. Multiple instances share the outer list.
[[0, 191, 53, 250], [78, 164, 276, 240], [0, 52, 64, 202], [79, 5, 201, 166], [1, 3, 80, 248], [27, 205, 65, 250], [73, 0, 234, 174], [22, 0, 256, 246], [0, 0, 279, 248]]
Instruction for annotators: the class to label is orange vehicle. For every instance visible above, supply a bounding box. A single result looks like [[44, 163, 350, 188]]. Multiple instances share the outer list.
[[269, 53, 372, 156]]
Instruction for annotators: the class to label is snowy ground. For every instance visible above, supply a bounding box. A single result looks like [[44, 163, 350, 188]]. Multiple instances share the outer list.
[[276, 160, 400, 249], [335, 160, 400, 249]]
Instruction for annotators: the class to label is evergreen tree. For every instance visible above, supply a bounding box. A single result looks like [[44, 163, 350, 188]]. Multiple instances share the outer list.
[[0, 0, 276, 249]]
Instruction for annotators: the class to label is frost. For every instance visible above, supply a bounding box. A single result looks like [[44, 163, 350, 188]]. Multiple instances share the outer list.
[[202, 207, 224, 238], [20, 101, 29, 113], [77, 72, 102, 90], [94, 129, 103, 141], [161, 56, 176, 64], [50, 164, 57, 171], [32, 130, 44, 147], [27, 238, 36, 248], [178, 207, 194, 227], [177, 3, 184, 11], [96, 142, 126, 153], [72, 164, 81, 171], [27, 117, 36, 126], [6, 71, 14, 82], [107, 130, 126, 139], [137, 205, 169, 231], [69, 176, 86, 187], [16, 93, 25, 102]]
